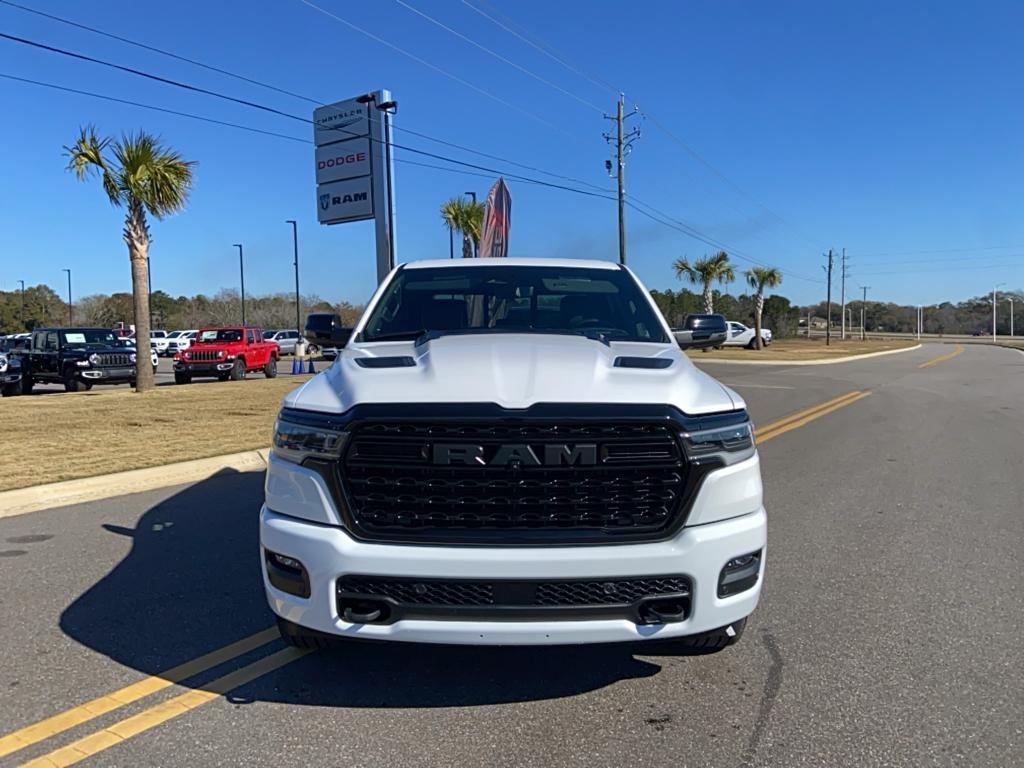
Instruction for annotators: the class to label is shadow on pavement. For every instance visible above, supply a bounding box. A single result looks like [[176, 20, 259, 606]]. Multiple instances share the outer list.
[[60, 470, 663, 707]]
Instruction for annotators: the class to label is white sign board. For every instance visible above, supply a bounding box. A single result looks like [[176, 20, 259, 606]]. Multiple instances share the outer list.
[[315, 138, 371, 185], [313, 99, 369, 146], [317, 176, 374, 224]]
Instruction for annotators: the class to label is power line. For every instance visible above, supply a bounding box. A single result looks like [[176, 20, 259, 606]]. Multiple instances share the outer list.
[[846, 244, 1024, 259], [460, 0, 620, 96], [391, 0, 603, 112], [0, 0, 320, 104], [0, 0, 610, 192], [0, 72, 310, 143], [295, 0, 584, 140]]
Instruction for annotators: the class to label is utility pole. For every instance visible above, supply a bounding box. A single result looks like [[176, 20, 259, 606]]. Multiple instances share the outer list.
[[603, 94, 640, 265], [17, 279, 25, 331], [234, 244, 246, 326], [840, 248, 848, 340], [286, 221, 300, 337], [861, 286, 870, 341], [1009, 297, 1015, 337], [824, 250, 834, 346], [62, 268, 72, 325]]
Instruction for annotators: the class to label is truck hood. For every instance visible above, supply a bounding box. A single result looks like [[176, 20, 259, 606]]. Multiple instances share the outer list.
[[284, 333, 743, 415]]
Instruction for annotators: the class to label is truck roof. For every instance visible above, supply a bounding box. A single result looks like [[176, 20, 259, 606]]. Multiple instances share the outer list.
[[401, 258, 622, 271]]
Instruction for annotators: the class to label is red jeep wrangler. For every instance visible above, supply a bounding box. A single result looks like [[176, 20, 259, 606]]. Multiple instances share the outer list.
[[173, 327, 279, 384]]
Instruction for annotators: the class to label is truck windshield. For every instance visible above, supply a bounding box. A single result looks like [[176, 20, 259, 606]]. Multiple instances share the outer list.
[[60, 329, 118, 346], [362, 265, 670, 343], [198, 329, 243, 343]]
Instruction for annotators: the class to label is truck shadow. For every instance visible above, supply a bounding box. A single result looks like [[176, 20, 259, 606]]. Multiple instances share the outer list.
[[59, 470, 663, 707]]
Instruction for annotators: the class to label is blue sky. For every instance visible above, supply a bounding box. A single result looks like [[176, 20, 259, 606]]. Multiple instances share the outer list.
[[1, 0, 1022, 309]]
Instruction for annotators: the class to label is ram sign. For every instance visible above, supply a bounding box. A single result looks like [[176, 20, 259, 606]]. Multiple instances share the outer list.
[[313, 90, 396, 282], [313, 97, 375, 225]]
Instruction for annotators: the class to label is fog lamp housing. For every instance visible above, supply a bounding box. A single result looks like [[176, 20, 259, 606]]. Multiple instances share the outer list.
[[264, 549, 311, 598], [718, 549, 762, 598]]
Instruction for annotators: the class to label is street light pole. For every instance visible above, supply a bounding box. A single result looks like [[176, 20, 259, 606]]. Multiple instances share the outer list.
[[234, 244, 245, 326], [993, 283, 1005, 342], [286, 221, 300, 337], [465, 191, 477, 258], [62, 268, 72, 325], [17, 279, 25, 330], [1009, 297, 1015, 338], [860, 286, 870, 341]]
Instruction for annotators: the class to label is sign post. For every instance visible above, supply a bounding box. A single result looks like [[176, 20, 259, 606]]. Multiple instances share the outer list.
[[313, 90, 395, 284]]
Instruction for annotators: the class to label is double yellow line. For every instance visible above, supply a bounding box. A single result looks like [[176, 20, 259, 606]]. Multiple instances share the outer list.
[[754, 390, 871, 443], [2, 628, 306, 767]]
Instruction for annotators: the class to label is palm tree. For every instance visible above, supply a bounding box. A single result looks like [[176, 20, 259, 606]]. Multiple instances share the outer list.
[[744, 266, 783, 350], [440, 197, 484, 259], [673, 251, 735, 314], [66, 128, 195, 393]]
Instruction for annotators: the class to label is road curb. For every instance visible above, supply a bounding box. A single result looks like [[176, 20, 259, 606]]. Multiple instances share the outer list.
[[0, 449, 271, 519], [691, 343, 922, 366]]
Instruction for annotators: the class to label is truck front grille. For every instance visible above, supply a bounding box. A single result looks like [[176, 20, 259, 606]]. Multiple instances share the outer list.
[[339, 419, 688, 544], [96, 353, 132, 367], [189, 350, 220, 362]]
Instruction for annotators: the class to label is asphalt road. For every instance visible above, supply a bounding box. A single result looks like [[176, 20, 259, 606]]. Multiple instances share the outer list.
[[2, 344, 1022, 767]]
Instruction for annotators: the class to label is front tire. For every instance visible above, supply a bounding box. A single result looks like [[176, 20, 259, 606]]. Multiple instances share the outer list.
[[20, 376, 34, 395], [264, 357, 278, 379], [229, 359, 246, 381], [174, 372, 192, 385], [63, 370, 85, 392], [1, 383, 19, 397]]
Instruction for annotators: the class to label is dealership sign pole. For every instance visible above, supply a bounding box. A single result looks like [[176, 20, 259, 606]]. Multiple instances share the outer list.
[[313, 90, 396, 284]]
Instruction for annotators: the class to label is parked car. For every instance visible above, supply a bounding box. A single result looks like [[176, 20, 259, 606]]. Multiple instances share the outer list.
[[722, 321, 772, 349], [263, 329, 303, 355], [304, 313, 352, 361], [13, 327, 140, 393], [0, 350, 23, 396], [166, 330, 197, 355], [150, 329, 170, 355], [115, 338, 159, 373], [0, 334, 31, 354], [266, 258, 764, 652], [173, 326, 280, 384]]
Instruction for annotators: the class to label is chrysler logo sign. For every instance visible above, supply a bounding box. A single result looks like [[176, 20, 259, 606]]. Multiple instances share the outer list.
[[432, 443, 599, 467]]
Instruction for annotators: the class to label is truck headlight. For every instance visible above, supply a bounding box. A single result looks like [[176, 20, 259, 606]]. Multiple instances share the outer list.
[[272, 411, 348, 464], [0, 354, 7, 372], [681, 419, 755, 466], [88, 353, 100, 365], [129, 353, 137, 364]]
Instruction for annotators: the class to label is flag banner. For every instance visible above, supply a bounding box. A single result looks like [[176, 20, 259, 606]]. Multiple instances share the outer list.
[[478, 177, 511, 258]]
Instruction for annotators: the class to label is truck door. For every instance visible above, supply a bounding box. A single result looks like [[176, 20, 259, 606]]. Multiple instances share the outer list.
[[41, 331, 59, 378], [246, 329, 262, 367]]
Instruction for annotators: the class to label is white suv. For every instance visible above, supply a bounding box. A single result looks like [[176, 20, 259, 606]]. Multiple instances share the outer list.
[[262, 259, 765, 650]]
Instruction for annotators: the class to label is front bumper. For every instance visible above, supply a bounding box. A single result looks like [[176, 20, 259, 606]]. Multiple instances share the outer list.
[[174, 361, 234, 375], [260, 501, 766, 646], [79, 367, 135, 382]]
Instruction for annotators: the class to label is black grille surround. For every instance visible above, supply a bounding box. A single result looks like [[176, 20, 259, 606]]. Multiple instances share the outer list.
[[337, 574, 692, 624], [96, 352, 132, 367], [295, 403, 747, 546]]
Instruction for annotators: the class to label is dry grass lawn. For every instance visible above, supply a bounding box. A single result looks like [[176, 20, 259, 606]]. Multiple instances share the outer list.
[[0, 375, 311, 491], [687, 337, 918, 361]]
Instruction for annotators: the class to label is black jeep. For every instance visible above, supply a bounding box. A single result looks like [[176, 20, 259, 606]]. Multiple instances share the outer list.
[[15, 328, 139, 394]]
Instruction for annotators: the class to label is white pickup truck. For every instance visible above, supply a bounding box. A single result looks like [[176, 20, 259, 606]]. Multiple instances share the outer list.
[[722, 321, 772, 348], [261, 259, 766, 653]]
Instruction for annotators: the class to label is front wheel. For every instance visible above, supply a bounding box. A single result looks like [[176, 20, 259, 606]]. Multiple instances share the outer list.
[[20, 376, 34, 395], [174, 372, 192, 385], [229, 359, 246, 381], [2, 383, 19, 397], [264, 357, 278, 379], [747, 339, 757, 350], [63, 370, 85, 392]]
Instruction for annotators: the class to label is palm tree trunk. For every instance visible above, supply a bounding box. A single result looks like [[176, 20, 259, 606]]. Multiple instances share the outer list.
[[462, 233, 472, 259], [124, 201, 155, 393], [754, 291, 764, 350], [702, 283, 714, 314]]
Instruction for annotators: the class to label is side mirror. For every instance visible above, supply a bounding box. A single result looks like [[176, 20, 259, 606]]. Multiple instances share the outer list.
[[672, 313, 728, 350], [331, 327, 354, 348]]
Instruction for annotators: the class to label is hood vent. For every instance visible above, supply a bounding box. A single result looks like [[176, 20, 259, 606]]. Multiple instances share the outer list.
[[613, 356, 673, 370], [354, 356, 416, 369]]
